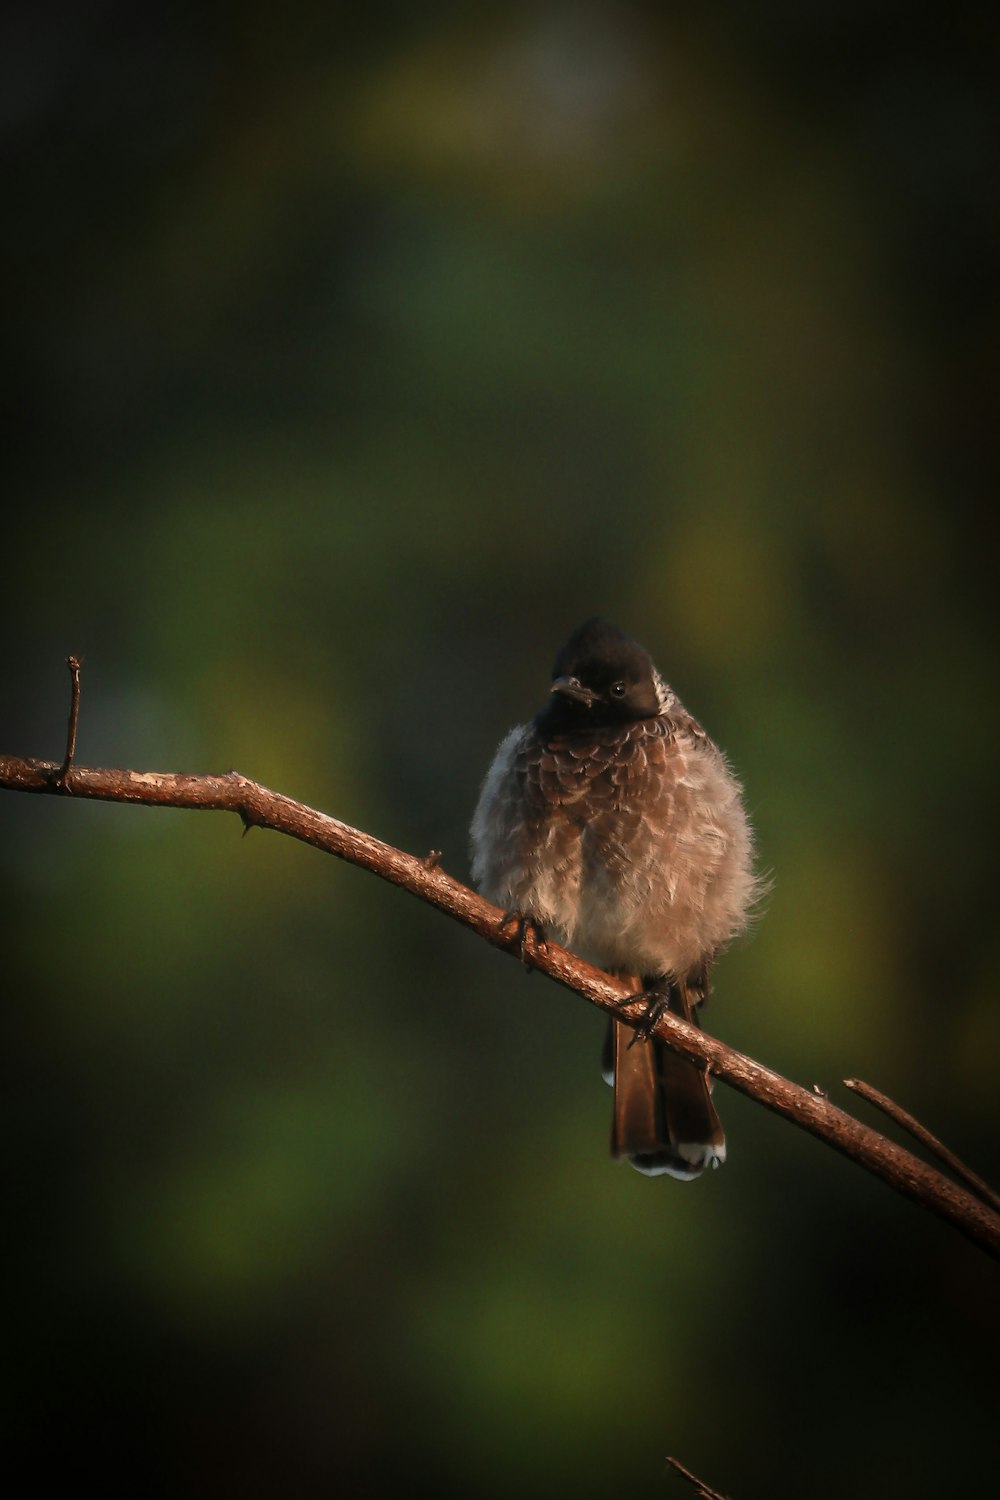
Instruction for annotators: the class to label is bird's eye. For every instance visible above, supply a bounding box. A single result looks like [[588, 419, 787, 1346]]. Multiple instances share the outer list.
[[610, 681, 627, 698]]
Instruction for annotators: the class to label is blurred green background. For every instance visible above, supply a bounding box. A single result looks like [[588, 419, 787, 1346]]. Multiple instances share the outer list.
[[2, 5, 998, 1497]]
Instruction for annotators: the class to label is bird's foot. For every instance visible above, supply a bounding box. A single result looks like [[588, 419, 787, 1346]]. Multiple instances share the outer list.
[[615, 985, 673, 1047], [497, 910, 547, 971]]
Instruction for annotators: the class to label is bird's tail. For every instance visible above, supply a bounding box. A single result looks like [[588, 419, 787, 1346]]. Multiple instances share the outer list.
[[604, 976, 726, 1180]]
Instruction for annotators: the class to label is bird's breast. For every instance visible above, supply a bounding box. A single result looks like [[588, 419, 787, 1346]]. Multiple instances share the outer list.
[[513, 716, 752, 974]]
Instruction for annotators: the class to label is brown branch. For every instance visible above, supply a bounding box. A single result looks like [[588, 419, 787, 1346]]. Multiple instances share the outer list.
[[665, 1456, 732, 1499], [2, 748, 1000, 1260], [844, 1077, 1000, 1216]]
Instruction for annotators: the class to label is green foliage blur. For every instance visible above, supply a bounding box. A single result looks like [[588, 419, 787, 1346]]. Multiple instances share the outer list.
[[3, 6, 997, 1497]]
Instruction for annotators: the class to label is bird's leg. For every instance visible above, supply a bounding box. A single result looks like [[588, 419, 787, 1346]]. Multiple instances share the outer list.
[[496, 909, 548, 971]]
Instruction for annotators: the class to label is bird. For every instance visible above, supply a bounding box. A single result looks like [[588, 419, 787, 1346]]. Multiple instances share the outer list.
[[469, 617, 761, 1178]]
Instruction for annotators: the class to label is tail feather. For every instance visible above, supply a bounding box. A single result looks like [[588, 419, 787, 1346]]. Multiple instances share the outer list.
[[608, 977, 725, 1180]]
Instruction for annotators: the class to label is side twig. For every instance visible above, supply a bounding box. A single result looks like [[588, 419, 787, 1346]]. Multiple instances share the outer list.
[[844, 1077, 1000, 1216], [665, 1456, 732, 1499], [52, 654, 82, 791]]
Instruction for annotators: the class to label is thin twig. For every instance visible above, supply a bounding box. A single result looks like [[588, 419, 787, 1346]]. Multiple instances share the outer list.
[[2, 739, 1000, 1260], [844, 1077, 1000, 1215], [665, 1456, 732, 1499], [52, 655, 82, 791]]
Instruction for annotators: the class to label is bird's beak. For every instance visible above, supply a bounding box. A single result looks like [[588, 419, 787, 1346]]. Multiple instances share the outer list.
[[551, 676, 597, 707]]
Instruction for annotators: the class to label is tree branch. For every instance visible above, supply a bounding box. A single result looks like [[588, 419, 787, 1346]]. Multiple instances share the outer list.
[[665, 1456, 732, 1500], [2, 747, 999, 1261]]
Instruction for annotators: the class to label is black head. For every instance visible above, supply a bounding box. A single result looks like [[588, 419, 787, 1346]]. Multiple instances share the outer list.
[[540, 617, 671, 729]]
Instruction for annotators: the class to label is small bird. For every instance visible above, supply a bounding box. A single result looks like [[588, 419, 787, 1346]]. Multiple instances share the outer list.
[[470, 617, 761, 1178]]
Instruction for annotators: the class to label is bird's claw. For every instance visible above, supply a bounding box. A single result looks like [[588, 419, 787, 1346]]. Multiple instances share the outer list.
[[497, 910, 547, 970], [617, 987, 672, 1047]]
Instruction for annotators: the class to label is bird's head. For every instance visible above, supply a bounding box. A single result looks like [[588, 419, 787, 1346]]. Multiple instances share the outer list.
[[543, 617, 674, 728]]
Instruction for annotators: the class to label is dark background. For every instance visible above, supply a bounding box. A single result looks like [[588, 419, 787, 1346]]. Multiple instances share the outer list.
[[2, 5, 998, 1496]]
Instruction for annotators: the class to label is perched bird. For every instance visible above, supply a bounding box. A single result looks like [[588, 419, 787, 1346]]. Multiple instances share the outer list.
[[470, 617, 761, 1178]]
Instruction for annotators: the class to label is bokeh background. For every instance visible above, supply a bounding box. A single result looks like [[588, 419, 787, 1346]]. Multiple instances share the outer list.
[[3, 5, 998, 1496]]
